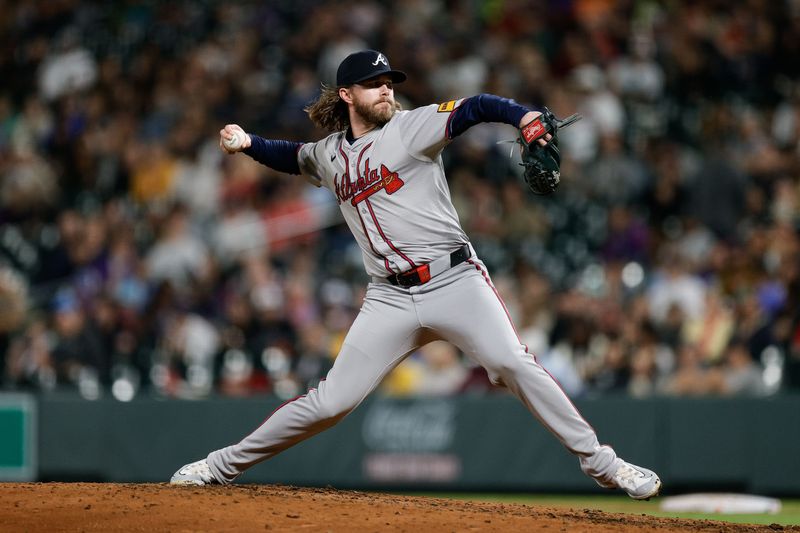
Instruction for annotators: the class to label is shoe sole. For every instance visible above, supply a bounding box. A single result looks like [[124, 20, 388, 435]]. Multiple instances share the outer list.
[[170, 479, 207, 486]]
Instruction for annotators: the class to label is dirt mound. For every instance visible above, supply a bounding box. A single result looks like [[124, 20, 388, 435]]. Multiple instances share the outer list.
[[1, 483, 794, 532]]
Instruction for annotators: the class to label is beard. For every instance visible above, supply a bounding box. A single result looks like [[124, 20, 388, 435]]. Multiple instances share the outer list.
[[353, 96, 395, 126]]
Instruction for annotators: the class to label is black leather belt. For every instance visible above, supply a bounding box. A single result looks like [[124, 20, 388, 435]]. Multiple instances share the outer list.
[[387, 244, 471, 288]]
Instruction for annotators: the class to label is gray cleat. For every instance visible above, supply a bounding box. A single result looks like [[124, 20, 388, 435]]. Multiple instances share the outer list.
[[597, 460, 662, 500], [170, 459, 220, 486]]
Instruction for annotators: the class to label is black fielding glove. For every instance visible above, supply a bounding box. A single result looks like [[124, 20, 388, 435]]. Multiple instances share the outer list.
[[518, 107, 582, 195]]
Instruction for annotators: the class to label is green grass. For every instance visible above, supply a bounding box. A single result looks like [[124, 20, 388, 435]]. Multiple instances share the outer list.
[[401, 493, 800, 526]]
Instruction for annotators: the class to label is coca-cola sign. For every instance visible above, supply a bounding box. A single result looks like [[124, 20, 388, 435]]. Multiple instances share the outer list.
[[362, 400, 456, 452]]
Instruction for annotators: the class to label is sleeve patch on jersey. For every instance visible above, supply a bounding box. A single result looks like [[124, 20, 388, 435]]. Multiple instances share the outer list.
[[438, 100, 456, 113]]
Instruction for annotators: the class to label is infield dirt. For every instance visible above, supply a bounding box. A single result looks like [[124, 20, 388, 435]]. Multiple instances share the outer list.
[[1, 483, 796, 532]]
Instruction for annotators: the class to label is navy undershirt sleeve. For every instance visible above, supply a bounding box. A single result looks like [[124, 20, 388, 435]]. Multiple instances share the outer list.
[[242, 135, 303, 175], [447, 94, 535, 139]]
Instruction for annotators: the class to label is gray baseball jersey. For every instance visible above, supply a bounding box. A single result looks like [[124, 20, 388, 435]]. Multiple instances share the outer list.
[[205, 98, 624, 489], [297, 102, 469, 277]]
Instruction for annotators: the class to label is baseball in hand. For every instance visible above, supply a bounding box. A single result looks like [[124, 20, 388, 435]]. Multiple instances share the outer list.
[[224, 129, 246, 150]]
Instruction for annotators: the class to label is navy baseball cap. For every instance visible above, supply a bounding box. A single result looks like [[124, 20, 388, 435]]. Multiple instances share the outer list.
[[336, 50, 407, 86]]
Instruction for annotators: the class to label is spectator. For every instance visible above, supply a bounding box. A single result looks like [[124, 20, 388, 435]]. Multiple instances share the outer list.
[[159, 310, 220, 398], [293, 323, 333, 391], [647, 249, 706, 325], [145, 204, 213, 293], [628, 345, 658, 398], [662, 344, 714, 397], [710, 339, 766, 396], [38, 28, 98, 101], [585, 337, 629, 394], [681, 287, 735, 364], [415, 342, 469, 396], [4, 317, 54, 390], [49, 288, 109, 391]]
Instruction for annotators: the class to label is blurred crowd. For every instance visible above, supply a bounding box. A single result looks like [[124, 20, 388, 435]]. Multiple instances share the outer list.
[[1, 0, 799, 401]]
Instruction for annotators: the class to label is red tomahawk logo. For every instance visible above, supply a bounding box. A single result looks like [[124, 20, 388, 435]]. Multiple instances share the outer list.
[[351, 164, 404, 205]]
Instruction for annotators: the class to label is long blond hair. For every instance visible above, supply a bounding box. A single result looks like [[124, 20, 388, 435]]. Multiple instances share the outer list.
[[305, 85, 349, 132], [305, 84, 403, 132]]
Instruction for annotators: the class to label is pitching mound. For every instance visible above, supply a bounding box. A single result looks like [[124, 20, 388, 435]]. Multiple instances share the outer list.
[[1, 483, 794, 532]]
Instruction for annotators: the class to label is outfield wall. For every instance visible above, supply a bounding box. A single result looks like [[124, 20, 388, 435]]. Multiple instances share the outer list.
[[5, 393, 799, 494]]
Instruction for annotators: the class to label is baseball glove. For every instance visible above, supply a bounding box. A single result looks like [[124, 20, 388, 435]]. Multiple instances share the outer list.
[[518, 108, 582, 195]]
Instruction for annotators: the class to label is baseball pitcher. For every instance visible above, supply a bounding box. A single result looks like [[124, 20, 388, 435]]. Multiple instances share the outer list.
[[171, 50, 661, 500]]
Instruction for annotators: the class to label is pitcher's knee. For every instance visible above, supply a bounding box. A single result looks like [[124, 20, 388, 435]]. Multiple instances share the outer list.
[[486, 354, 529, 382], [314, 394, 359, 423], [492, 356, 525, 378]]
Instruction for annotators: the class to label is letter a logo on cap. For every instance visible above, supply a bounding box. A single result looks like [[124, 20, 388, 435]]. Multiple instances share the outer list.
[[372, 53, 388, 66]]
